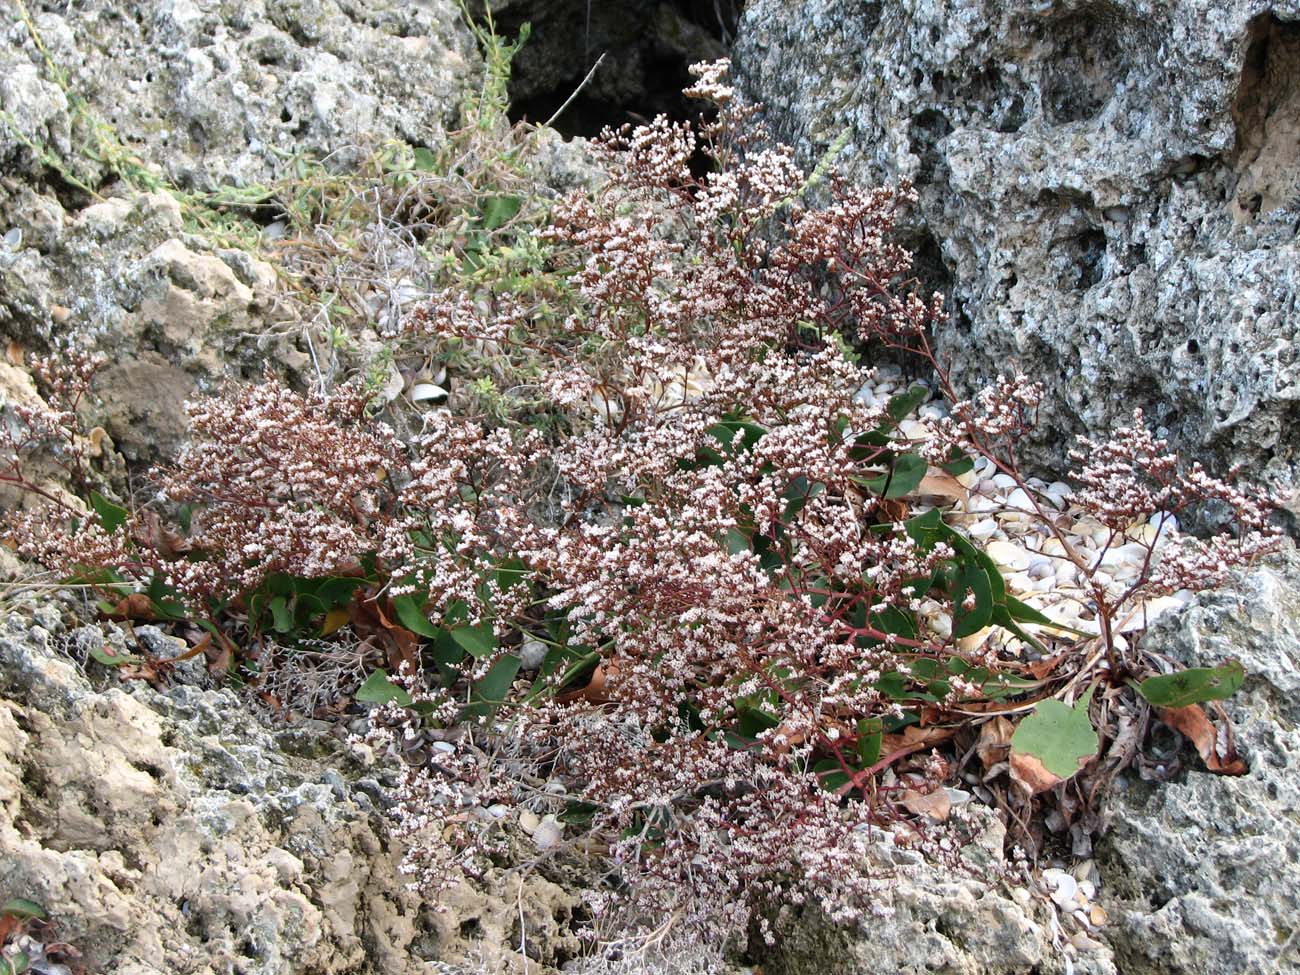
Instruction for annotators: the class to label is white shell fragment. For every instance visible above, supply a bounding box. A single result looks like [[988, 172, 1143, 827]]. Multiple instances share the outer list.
[[532, 815, 564, 850]]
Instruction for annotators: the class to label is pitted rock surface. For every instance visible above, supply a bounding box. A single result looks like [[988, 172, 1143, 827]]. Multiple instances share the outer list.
[[734, 0, 1300, 506]]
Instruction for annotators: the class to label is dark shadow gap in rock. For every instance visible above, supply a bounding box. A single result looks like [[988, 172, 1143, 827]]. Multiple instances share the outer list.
[[479, 0, 742, 138]]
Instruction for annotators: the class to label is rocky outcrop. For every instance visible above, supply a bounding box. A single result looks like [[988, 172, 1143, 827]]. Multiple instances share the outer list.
[[0, 0, 478, 191], [0, 189, 294, 464], [0, 0, 482, 467], [1097, 548, 1300, 975], [0, 603, 584, 974], [734, 0, 1300, 505]]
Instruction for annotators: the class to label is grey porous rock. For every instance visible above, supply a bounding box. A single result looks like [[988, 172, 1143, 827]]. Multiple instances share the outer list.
[[0, 0, 478, 191], [734, 0, 1300, 501], [0, 603, 583, 974], [1097, 546, 1300, 975], [759, 814, 1118, 975], [0, 188, 287, 464]]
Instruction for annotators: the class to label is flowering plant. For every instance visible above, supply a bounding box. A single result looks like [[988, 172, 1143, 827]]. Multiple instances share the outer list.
[[3, 60, 1280, 958]]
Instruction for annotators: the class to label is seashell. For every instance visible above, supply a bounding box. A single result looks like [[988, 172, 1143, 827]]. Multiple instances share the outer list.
[[1042, 868, 1080, 910], [992, 473, 1018, 491], [1006, 487, 1035, 512], [986, 540, 1031, 570], [956, 468, 980, 489], [1072, 932, 1106, 952], [1071, 860, 1101, 885], [1128, 522, 1159, 545], [1088, 903, 1108, 926], [968, 518, 999, 540], [957, 626, 992, 653], [1099, 542, 1150, 570], [1027, 557, 1054, 579], [410, 382, 449, 403], [518, 809, 541, 834], [532, 815, 564, 850], [897, 419, 927, 440], [1005, 571, 1034, 594], [852, 384, 877, 406]]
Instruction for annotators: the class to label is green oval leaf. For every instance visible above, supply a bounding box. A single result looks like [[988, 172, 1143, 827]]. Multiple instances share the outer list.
[[393, 592, 440, 639], [1011, 686, 1098, 779], [450, 622, 496, 658], [1136, 661, 1245, 709], [89, 643, 141, 667], [951, 562, 993, 637], [1, 898, 47, 921], [90, 490, 128, 533], [354, 669, 413, 707]]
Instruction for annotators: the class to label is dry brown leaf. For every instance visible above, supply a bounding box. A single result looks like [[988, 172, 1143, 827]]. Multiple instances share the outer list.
[[132, 509, 191, 558], [878, 497, 910, 522], [976, 716, 1016, 770], [1027, 651, 1073, 681], [916, 468, 969, 503], [1159, 704, 1248, 776], [901, 787, 952, 822], [556, 660, 620, 704], [103, 592, 156, 621], [1009, 750, 1064, 795]]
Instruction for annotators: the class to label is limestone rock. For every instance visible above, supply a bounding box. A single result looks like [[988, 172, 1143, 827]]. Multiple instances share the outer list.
[[0, 189, 289, 464], [754, 808, 1115, 975], [0, 604, 582, 974], [734, 1, 1300, 500], [0, 0, 478, 191], [1097, 547, 1300, 975]]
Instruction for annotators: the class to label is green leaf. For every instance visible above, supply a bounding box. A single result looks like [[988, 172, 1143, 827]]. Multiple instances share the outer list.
[[354, 669, 413, 707], [887, 383, 931, 424], [1136, 661, 1246, 709], [89, 642, 141, 667], [951, 562, 993, 637], [3, 951, 30, 975], [450, 622, 496, 658], [90, 490, 128, 533], [904, 507, 947, 549], [475, 654, 522, 702], [884, 453, 927, 498], [1003, 594, 1054, 626], [856, 718, 883, 767], [269, 595, 293, 634], [736, 706, 781, 739], [875, 670, 909, 700], [393, 592, 439, 639], [480, 194, 523, 230], [412, 146, 438, 172], [1, 898, 47, 921], [813, 758, 851, 792], [942, 455, 975, 477], [1011, 687, 1099, 779]]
